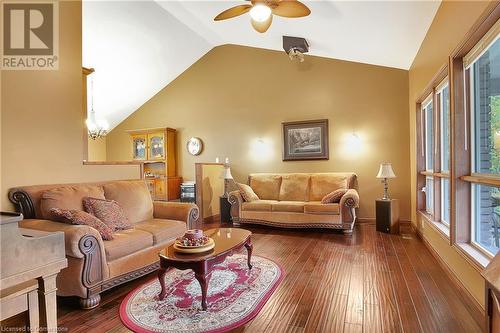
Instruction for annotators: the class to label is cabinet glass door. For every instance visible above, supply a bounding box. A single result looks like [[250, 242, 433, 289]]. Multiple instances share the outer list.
[[148, 133, 164, 160], [132, 135, 147, 160]]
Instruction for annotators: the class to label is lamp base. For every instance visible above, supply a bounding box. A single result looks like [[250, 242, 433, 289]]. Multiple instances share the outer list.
[[381, 178, 390, 200]]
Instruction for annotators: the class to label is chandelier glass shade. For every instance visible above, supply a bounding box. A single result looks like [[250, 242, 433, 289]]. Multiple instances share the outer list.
[[86, 76, 109, 140]]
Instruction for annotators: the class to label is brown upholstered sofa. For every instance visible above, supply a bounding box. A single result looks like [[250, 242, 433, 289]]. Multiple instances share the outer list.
[[8, 180, 199, 309], [228, 173, 359, 234]]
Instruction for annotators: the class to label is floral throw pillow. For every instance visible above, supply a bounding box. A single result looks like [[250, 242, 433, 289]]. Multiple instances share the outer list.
[[237, 183, 260, 202], [49, 208, 114, 240], [83, 197, 132, 231], [321, 189, 348, 204]]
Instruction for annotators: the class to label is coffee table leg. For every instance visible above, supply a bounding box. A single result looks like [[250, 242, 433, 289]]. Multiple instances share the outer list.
[[194, 270, 209, 311], [158, 267, 168, 300], [245, 239, 253, 269]]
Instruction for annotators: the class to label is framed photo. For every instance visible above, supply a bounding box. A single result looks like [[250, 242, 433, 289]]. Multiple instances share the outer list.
[[282, 119, 329, 161]]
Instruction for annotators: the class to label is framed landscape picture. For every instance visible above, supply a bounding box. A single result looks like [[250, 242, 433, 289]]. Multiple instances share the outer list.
[[282, 119, 329, 161]]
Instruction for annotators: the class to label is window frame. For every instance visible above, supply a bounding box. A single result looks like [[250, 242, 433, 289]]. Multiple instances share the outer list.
[[441, 178, 450, 226], [416, 74, 450, 237], [464, 33, 500, 257], [423, 97, 434, 172], [447, 5, 500, 267]]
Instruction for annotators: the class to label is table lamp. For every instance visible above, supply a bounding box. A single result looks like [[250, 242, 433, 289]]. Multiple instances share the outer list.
[[221, 166, 233, 198], [376, 162, 396, 200]]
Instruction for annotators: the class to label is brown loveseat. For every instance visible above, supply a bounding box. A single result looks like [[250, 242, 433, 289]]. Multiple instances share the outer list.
[[8, 180, 198, 309], [228, 173, 359, 234]]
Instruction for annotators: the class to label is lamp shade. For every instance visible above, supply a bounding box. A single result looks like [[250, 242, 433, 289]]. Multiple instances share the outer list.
[[220, 167, 233, 180], [376, 163, 396, 179]]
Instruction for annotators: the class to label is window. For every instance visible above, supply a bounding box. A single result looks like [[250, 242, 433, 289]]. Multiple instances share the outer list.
[[426, 177, 434, 214], [439, 83, 450, 225], [423, 99, 434, 171], [440, 84, 450, 172], [472, 184, 500, 255], [416, 11, 500, 265], [441, 178, 450, 225], [418, 85, 450, 229], [470, 37, 500, 176], [466, 31, 500, 255]]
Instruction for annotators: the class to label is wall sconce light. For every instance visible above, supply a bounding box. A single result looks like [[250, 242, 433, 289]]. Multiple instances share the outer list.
[[250, 138, 272, 161], [340, 132, 364, 159], [346, 133, 362, 151]]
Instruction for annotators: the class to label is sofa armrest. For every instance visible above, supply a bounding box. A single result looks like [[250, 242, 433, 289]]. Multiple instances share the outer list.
[[340, 189, 359, 224], [19, 219, 105, 259], [19, 219, 108, 298], [228, 191, 243, 221], [153, 202, 199, 229]]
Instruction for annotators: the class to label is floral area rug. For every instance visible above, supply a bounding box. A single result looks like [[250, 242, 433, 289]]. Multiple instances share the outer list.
[[119, 254, 284, 333]]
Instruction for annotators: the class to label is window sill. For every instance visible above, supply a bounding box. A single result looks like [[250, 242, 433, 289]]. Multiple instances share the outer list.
[[417, 211, 490, 271], [418, 210, 450, 239], [454, 242, 490, 271]]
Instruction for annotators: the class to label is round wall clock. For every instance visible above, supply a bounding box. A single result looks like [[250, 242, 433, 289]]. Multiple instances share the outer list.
[[186, 137, 203, 156]]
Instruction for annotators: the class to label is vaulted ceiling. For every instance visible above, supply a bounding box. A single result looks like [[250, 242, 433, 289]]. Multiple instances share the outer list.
[[83, 0, 441, 130]]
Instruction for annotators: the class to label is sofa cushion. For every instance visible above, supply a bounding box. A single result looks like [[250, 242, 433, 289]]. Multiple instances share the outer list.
[[82, 197, 132, 231], [40, 185, 105, 220], [321, 189, 348, 204], [103, 181, 153, 224], [249, 174, 282, 200], [272, 201, 305, 213], [310, 174, 351, 201], [279, 174, 310, 201], [134, 219, 186, 245], [49, 208, 114, 240], [104, 228, 153, 261], [241, 200, 278, 212], [237, 183, 259, 202], [304, 202, 340, 215]]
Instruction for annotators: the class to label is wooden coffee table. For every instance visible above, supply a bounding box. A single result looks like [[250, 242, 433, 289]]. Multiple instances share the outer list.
[[157, 228, 252, 310]]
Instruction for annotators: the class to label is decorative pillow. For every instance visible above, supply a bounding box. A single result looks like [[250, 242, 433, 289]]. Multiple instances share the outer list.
[[321, 189, 348, 204], [49, 208, 114, 240], [40, 185, 105, 220], [83, 197, 132, 231], [237, 183, 260, 202]]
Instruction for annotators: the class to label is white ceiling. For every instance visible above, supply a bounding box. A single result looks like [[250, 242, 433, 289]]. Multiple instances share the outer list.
[[83, 0, 441, 130]]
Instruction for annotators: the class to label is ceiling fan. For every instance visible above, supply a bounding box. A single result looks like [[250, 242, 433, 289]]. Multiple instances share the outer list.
[[214, 0, 311, 33]]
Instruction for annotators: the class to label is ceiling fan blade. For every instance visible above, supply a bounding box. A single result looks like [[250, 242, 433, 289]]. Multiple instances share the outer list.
[[272, 0, 311, 18], [214, 4, 252, 21], [251, 15, 273, 33]]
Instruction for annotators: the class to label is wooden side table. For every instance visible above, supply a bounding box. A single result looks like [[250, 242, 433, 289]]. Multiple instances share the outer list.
[[375, 199, 400, 234], [220, 196, 232, 224]]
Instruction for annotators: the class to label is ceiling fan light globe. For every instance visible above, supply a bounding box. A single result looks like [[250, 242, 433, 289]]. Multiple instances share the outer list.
[[249, 4, 272, 22]]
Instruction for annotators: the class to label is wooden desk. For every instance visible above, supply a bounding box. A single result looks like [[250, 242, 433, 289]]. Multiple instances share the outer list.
[[0, 212, 67, 331]]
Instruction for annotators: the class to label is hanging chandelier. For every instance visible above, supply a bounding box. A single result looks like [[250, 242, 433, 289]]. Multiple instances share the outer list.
[[86, 74, 109, 140]]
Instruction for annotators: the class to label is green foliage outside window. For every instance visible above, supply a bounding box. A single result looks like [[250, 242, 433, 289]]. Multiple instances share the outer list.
[[490, 95, 500, 175]]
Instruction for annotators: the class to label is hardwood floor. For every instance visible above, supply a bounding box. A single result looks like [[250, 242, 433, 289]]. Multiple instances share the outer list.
[[2, 223, 483, 333]]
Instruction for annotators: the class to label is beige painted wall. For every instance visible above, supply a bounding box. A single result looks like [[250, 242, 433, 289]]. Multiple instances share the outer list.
[[106, 45, 410, 220], [0, 0, 139, 211], [408, 0, 493, 309], [87, 137, 107, 161]]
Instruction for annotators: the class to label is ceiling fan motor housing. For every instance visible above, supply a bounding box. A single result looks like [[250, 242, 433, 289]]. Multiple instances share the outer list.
[[283, 36, 309, 55]]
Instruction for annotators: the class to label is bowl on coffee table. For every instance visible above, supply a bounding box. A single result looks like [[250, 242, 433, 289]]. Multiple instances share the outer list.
[[174, 229, 215, 253]]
